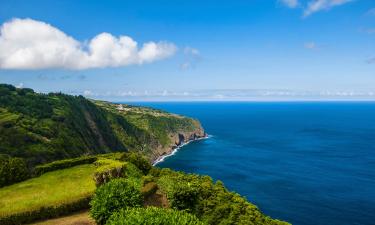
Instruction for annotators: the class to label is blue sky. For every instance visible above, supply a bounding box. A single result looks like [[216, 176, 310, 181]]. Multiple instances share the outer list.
[[0, 0, 374, 101]]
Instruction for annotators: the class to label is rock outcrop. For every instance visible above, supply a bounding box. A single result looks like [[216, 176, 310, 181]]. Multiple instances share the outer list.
[[150, 123, 206, 163]]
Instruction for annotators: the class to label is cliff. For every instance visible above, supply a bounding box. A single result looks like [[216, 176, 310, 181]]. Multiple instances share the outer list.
[[0, 84, 205, 165], [152, 122, 206, 163]]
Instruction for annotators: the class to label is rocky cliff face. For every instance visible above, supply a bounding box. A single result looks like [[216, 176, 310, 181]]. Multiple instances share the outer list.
[[150, 123, 206, 163]]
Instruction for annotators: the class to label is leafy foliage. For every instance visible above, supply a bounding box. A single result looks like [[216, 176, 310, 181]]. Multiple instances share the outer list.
[[0, 84, 202, 165], [0, 154, 29, 187], [141, 182, 158, 198], [0, 196, 90, 225], [90, 178, 143, 225], [92, 159, 142, 186], [106, 207, 204, 225], [120, 152, 152, 175], [156, 169, 289, 225], [0, 153, 289, 225], [34, 155, 97, 176]]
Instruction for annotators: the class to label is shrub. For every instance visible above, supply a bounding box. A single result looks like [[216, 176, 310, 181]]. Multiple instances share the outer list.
[[124, 162, 143, 179], [121, 152, 152, 175], [0, 196, 90, 225], [149, 167, 161, 177], [34, 156, 96, 176], [141, 182, 158, 198], [97, 152, 126, 161], [157, 170, 290, 225], [157, 173, 203, 213], [90, 178, 143, 225], [93, 159, 142, 186], [93, 159, 126, 186], [106, 207, 205, 225], [0, 154, 29, 187]]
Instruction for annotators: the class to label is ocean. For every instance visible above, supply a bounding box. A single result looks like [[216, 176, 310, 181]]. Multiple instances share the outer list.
[[131, 102, 375, 225]]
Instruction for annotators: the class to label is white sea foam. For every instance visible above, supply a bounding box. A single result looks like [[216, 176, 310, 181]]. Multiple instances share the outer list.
[[152, 135, 212, 166]]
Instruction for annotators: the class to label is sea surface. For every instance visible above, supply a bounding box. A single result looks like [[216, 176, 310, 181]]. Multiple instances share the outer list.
[[130, 102, 375, 225]]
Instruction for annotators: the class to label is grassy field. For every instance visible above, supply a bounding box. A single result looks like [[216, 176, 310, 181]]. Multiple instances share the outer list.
[[0, 164, 96, 218]]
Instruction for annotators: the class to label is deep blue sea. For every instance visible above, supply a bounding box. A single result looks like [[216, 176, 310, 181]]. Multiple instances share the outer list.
[[131, 102, 375, 225]]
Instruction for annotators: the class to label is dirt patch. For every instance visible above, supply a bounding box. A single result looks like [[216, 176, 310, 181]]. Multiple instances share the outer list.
[[144, 190, 169, 208], [29, 210, 96, 225]]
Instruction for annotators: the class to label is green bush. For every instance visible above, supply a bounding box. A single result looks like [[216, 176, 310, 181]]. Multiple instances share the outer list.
[[93, 159, 126, 186], [34, 156, 97, 176], [93, 159, 142, 186], [106, 207, 205, 225], [121, 152, 152, 175], [0, 196, 90, 225], [141, 182, 158, 198], [157, 170, 290, 225], [157, 173, 203, 213], [0, 154, 29, 187], [90, 178, 143, 225]]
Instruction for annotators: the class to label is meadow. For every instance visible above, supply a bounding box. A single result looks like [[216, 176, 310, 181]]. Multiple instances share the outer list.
[[0, 164, 96, 218]]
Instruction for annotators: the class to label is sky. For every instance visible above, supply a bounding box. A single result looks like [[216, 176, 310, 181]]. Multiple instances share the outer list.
[[0, 0, 374, 101]]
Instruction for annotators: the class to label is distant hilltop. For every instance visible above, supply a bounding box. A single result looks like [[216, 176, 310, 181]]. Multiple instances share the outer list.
[[0, 83, 206, 165]]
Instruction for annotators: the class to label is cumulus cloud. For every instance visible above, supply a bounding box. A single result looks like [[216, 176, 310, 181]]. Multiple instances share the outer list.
[[279, 0, 299, 8], [0, 18, 177, 70], [303, 0, 353, 17]]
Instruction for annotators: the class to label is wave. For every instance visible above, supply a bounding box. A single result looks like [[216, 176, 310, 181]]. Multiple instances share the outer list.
[[152, 135, 212, 166]]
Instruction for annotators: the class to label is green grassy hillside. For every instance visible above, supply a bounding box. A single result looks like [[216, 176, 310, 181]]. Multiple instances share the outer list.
[[0, 84, 204, 165], [0, 164, 96, 218], [0, 154, 290, 225]]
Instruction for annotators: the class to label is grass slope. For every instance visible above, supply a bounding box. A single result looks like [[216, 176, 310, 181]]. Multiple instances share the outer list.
[[0, 164, 96, 218], [0, 154, 290, 225], [0, 84, 202, 165]]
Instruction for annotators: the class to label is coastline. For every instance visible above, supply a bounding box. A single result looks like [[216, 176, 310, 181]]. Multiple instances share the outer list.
[[152, 134, 210, 166]]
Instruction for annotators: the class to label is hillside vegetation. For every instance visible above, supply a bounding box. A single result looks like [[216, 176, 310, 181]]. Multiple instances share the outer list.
[[0, 153, 290, 225], [0, 164, 96, 219], [0, 84, 204, 165], [0, 83, 290, 224]]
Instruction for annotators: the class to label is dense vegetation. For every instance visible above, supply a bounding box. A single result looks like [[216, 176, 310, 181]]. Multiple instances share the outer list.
[[90, 178, 143, 224], [0, 153, 290, 224], [0, 84, 202, 165], [153, 169, 288, 225], [107, 207, 204, 225], [0, 154, 29, 187], [0, 84, 289, 224], [34, 155, 97, 176], [0, 164, 96, 224]]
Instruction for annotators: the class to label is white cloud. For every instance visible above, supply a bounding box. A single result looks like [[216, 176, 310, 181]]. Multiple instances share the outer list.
[[15, 82, 24, 88], [0, 18, 177, 70], [180, 46, 201, 70], [83, 90, 93, 96], [303, 0, 353, 17], [279, 0, 299, 8]]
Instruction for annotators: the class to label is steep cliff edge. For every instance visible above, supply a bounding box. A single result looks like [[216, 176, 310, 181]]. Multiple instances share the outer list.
[[96, 101, 207, 163], [0, 84, 206, 165], [151, 121, 206, 163]]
